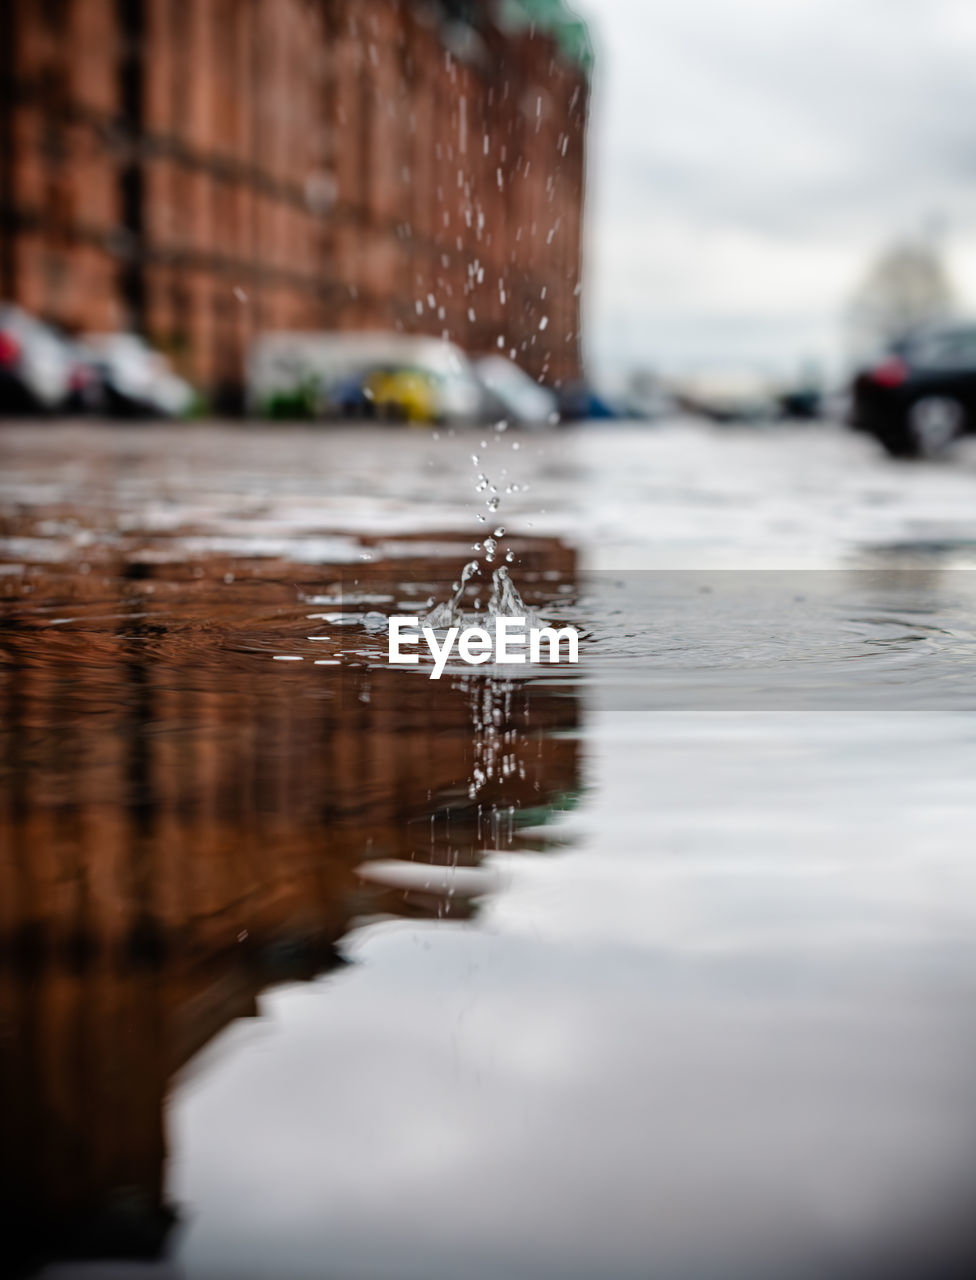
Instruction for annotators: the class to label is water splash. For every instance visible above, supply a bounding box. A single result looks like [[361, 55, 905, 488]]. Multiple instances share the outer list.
[[486, 564, 538, 624], [420, 563, 541, 631], [421, 559, 480, 627]]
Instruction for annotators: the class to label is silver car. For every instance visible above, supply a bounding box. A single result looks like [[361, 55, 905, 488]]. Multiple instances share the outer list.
[[0, 304, 74, 412]]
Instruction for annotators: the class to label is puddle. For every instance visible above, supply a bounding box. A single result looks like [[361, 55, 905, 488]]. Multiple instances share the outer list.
[[4, 423, 976, 1279]]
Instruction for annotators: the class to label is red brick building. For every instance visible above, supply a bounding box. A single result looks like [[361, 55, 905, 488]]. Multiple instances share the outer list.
[[0, 0, 591, 407]]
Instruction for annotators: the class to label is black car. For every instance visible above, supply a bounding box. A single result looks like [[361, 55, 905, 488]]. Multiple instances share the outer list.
[[851, 322, 976, 458]]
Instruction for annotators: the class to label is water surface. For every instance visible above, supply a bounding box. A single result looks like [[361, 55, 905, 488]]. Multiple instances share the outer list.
[[3, 420, 976, 1279]]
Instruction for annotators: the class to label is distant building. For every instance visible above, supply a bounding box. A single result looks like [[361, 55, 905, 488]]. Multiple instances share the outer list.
[[0, 0, 591, 408], [845, 238, 956, 366]]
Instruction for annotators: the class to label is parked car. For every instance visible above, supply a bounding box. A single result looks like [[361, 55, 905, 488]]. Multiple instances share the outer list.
[[62, 339, 105, 412], [80, 333, 194, 417], [363, 366, 439, 422], [617, 370, 676, 421], [0, 304, 75, 412], [675, 370, 780, 423], [474, 354, 558, 425], [778, 385, 823, 420], [248, 331, 489, 424], [555, 380, 620, 422], [851, 322, 976, 458]]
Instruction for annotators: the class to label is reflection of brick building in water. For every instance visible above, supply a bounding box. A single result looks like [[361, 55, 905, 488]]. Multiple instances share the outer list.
[[0, 0, 591, 406], [0, 539, 581, 1274]]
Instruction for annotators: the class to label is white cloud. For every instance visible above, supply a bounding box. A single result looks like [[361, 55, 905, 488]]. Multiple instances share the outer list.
[[579, 0, 976, 378]]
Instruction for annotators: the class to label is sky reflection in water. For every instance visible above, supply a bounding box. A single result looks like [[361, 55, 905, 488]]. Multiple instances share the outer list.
[[3, 424, 976, 1279]]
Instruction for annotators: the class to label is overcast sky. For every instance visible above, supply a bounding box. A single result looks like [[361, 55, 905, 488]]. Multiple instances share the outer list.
[[579, 0, 976, 383]]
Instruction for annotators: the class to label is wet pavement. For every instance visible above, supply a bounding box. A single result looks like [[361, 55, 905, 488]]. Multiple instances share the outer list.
[[2, 418, 976, 1279]]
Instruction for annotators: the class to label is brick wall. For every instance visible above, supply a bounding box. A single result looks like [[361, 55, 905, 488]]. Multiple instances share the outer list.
[[1, 0, 589, 404]]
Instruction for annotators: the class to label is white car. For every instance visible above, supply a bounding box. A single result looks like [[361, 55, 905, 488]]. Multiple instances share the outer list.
[[0, 304, 74, 411], [81, 333, 195, 417], [676, 369, 781, 423], [474, 354, 559, 425]]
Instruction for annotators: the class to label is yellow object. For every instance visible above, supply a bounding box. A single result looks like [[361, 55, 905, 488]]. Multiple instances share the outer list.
[[365, 368, 436, 423]]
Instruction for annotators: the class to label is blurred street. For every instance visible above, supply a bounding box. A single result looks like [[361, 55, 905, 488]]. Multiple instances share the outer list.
[[5, 414, 976, 570]]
